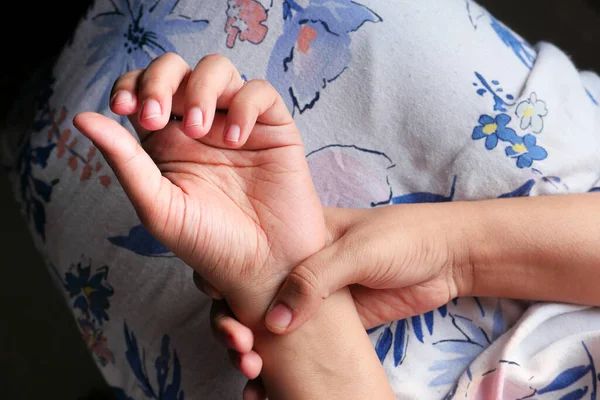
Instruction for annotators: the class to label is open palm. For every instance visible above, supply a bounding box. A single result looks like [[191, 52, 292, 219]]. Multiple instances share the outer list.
[[74, 54, 326, 323]]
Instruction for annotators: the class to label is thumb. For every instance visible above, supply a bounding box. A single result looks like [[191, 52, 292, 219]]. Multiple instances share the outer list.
[[264, 236, 368, 334], [73, 112, 166, 225]]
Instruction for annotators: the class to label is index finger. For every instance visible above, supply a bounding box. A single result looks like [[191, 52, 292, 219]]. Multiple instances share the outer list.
[[182, 54, 245, 138]]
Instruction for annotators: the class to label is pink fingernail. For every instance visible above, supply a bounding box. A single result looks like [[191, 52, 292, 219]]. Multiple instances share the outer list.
[[111, 90, 133, 106], [185, 107, 203, 128], [265, 304, 292, 331], [224, 124, 241, 143], [142, 99, 161, 119]]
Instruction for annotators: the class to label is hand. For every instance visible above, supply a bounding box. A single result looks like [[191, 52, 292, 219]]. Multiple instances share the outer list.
[[264, 204, 470, 333], [199, 203, 471, 394], [74, 53, 327, 326]]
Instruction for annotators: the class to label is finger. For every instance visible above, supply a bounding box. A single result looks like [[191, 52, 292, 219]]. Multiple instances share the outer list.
[[136, 52, 190, 132], [264, 236, 368, 334], [350, 285, 416, 330], [222, 78, 294, 148], [228, 350, 263, 380], [243, 378, 267, 400], [210, 300, 254, 353], [193, 272, 223, 300], [110, 68, 143, 116], [109, 67, 168, 142], [182, 54, 244, 139], [73, 112, 167, 227]]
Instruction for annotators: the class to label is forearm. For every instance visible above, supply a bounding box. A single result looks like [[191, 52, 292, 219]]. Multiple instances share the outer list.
[[253, 288, 395, 400], [224, 207, 394, 400], [455, 193, 600, 305]]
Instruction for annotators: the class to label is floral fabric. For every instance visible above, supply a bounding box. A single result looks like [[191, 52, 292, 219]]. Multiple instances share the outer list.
[[2, 0, 600, 398]]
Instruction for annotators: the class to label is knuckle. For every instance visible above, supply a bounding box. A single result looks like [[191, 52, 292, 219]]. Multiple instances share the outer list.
[[286, 264, 322, 300], [192, 54, 241, 95], [139, 80, 170, 100], [247, 78, 273, 92], [231, 97, 260, 115], [160, 51, 183, 64], [111, 70, 142, 96], [150, 52, 183, 72], [189, 77, 215, 94], [200, 53, 230, 67], [114, 68, 143, 87], [140, 73, 166, 90]]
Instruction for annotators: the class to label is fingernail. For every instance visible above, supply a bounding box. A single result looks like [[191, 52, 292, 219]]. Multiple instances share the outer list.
[[224, 124, 241, 143], [265, 304, 292, 331], [185, 107, 203, 128], [111, 90, 133, 106], [142, 99, 161, 119]]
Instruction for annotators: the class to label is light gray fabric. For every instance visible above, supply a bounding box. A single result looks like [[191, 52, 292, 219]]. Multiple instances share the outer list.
[[2, 0, 600, 398]]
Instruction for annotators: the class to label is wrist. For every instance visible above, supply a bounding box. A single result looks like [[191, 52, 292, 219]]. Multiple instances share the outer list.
[[456, 197, 543, 300], [443, 201, 480, 299], [451, 195, 597, 302], [254, 288, 395, 400], [225, 208, 336, 332]]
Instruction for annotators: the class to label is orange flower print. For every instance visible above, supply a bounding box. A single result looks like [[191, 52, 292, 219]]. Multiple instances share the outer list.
[[45, 106, 112, 187], [225, 0, 268, 48]]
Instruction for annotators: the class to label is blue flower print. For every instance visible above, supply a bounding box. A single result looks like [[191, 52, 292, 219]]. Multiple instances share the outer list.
[[535, 342, 597, 399], [429, 314, 491, 387], [473, 72, 516, 113], [267, 0, 381, 114], [389, 176, 457, 206], [428, 299, 505, 389], [516, 92, 548, 133], [85, 0, 209, 112], [587, 88, 599, 106], [472, 114, 518, 150], [113, 322, 185, 400], [108, 224, 175, 257], [465, 2, 536, 69], [369, 306, 449, 367], [489, 15, 536, 70], [505, 134, 548, 168], [63, 261, 114, 325], [16, 138, 58, 241], [499, 179, 536, 198], [499, 169, 569, 198], [13, 74, 60, 241], [50, 259, 115, 369]]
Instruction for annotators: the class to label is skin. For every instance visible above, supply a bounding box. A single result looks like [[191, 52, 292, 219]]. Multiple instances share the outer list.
[[76, 52, 327, 326], [75, 52, 395, 400], [208, 194, 600, 398]]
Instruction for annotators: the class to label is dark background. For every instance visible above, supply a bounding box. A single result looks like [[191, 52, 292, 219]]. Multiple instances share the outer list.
[[1, 1, 599, 399]]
